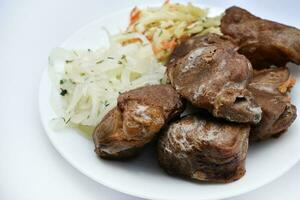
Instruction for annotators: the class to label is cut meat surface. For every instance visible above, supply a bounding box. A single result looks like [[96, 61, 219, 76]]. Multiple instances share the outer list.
[[93, 85, 184, 159], [221, 6, 300, 69], [157, 113, 250, 183], [248, 68, 297, 141], [167, 33, 262, 123]]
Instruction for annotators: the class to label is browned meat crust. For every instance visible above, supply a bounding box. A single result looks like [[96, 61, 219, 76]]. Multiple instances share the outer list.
[[221, 6, 300, 69], [157, 113, 249, 183], [93, 85, 184, 159], [167, 33, 262, 124], [248, 68, 297, 141]]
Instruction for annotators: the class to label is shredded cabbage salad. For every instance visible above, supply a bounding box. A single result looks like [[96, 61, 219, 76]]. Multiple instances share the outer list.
[[49, 32, 166, 131], [127, 1, 222, 63], [49, 1, 222, 136]]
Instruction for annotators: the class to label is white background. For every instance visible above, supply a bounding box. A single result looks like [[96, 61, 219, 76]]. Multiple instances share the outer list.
[[0, 0, 300, 199]]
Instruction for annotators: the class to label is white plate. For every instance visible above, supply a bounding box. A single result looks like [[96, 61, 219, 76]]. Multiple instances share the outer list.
[[39, 5, 300, 200]]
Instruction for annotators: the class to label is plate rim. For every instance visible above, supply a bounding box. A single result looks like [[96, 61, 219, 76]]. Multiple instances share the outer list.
[[38, 5, 300, 200]]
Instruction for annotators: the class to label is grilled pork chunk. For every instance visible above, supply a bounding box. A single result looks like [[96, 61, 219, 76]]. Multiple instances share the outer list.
[[221, 6, 300, 69], [248, 68, 297, 141], [167, 33, 262, 124], [158, 113, 249, 183], [93, 85, 184, 159]]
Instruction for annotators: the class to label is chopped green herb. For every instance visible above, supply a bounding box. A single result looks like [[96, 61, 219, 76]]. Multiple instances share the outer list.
[[60, 88, 68, 96], [104, 100, 110, 107], [87, 48, 91, 52], [159, 29, 163, 36], [65, 118, 71, 124], [62, 117, 71, 124], [118, 61, 123, 65], [118, 91, 121, 94], [59, 80, 64, 85], [96, 60, 104, 64], [65, 60, 73, 64], [107, 56, 114, 59], [87, 115, 90, 119], [73, 51, 78, 56], [121, 55, 127, 62], [80, 72, 86, 76]]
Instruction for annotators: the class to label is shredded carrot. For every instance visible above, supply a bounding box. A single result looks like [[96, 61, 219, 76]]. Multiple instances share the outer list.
[[152, 46, 161, 54], [146, 35, 153, 41], [129, 7, 141, 26], [121, 38, 143, 46], [161, 38, 177, 50], [278, 76, 296, 94]]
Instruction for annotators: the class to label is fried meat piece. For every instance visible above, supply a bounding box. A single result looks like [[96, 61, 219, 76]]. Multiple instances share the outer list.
[[248, 68, 297, 141], [221, 6, 300, 69], [167, 33, 262, 123], [158, 113, 249, 183], [93, 85, 184, 159]]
